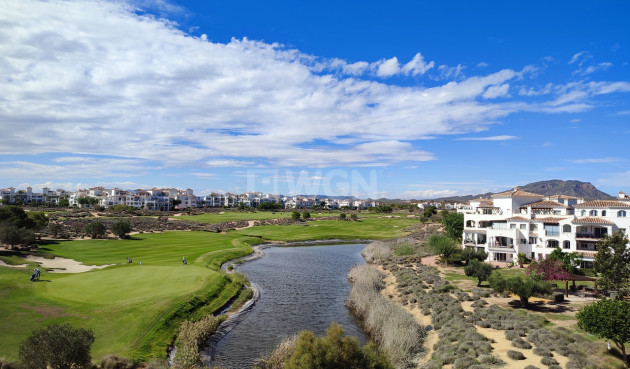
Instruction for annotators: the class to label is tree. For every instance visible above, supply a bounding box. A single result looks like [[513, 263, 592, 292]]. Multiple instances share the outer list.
[[594, 231, 630, 297], [423, 206, 437, 218], [48, 223, 63, 238], [464, 259, 494, 286], [461, 248, 488, 265], [548, 248, 582, 274], [19, 323, 95, 369], [350, 213, 358, 221], [577, 299, 630, 366], [111, 219, 132, 239], [291, 211, 301, 221], [0, 206, 38, 247], [302, 211, 311, 219], [282, 323, 393, 369], [83, 221, 106, 239], [429, 235, 457, 265], [339, 213, 347, 220], [441, 211, 464, 241], [489, 272, 551, 308], [517, 252, 527, 268], [527, 258, 570, 281], [58, 198, 70, 207]]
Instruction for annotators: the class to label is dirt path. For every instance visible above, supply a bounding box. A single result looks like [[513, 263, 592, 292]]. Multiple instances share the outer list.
[[461, 301, 569, 368], [377, 265, 436, 368]]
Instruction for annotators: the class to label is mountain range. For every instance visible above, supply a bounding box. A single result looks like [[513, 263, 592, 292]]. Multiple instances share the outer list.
[[433, 180, 614, 202]]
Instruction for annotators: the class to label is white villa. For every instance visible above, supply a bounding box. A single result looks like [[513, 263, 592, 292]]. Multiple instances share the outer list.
[[460, 188, 630, 268], [1, 186, 377, 211]]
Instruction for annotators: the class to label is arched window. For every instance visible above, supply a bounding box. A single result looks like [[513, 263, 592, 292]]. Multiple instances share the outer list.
[[581, 210, 586, 216], [619, 210, 627, 217], [547, 240, 559, 248], [563, 240, 570, 249], [589, 210, 598, 216], [563, 224, 571, 233], [602, 210, 607, 216]]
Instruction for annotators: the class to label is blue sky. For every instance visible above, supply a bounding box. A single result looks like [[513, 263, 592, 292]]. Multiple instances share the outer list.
[[1, 0, 629, 199]]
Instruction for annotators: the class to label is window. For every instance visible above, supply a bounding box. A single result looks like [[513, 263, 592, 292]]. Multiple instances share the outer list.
[[510, 224, 516, 229], [602, 210, 607, 216], [619, 210, 627, 217], [544, 224, 560, 236], [562, 224, 571, 233], [520, 239, 527, 244], [547, 240, 559, 248], [530, 224, 538, 232], [563, 240, 570, 249], [529, 237, 537, 244], [589, 210, 598, 216], [581, 210, 586, 216], [580, 261, 594, 269], [520, 224, 527, 230]]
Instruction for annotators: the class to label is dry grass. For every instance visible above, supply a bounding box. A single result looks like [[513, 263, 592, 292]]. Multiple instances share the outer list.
[[347, 264, 425, 369]]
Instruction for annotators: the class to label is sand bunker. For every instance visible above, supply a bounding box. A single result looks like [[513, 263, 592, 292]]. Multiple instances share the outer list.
[[24, 255, 114, 273]]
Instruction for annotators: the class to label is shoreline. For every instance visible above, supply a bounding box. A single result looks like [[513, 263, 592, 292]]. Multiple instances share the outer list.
[[201, 239, 372, 365]]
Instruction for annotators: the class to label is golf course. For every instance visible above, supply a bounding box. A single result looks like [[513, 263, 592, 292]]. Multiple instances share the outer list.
[[0, 211, 419, 363]]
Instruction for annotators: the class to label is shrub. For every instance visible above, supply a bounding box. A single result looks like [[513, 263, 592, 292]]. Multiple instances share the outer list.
[[533, 348, 553, 357], [524, 366, 540, 369], [173, 315, 222, 367], [254, 335, 297, 369], [83, 221, 106, 239], [100, 355, 134, 369], [507, 350, 525, 360], [512, 337, 532, 349], [18, 323, 95, 369], [394, 244, 415, 256], [111, 219, 132, 239], [281, 323, 393, 369], [541, 356, 559, 366]]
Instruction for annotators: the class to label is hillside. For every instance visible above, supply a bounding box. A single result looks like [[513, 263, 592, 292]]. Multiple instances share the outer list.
[[435, 179, 614, 201]]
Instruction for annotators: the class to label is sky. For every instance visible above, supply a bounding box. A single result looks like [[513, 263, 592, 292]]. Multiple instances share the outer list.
[[1, 0, 630, 199]]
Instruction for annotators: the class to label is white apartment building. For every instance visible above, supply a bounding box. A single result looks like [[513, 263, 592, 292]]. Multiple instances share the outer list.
[[461, 188, 630, 268]]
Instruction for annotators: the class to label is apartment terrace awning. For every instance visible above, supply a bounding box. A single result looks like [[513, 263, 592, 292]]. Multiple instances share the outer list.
[[464, 228, 486, 233]]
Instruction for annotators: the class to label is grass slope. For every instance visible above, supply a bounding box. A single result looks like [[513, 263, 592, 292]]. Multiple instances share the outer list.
[[0, 232, 257, 362], [235, 218, 419, 241]]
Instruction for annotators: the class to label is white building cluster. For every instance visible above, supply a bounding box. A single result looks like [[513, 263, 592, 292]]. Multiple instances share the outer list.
[[0, 186, 378, 210], [460, 188, 630, 268]]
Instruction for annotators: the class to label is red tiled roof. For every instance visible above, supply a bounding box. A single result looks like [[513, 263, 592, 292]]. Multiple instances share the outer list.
[[492, 189, 544, 198], [572, 217, 615, 225], [506, 216, 530, 222], [520, 200, 570, 209], [479, 201, 495, 208], [530, 217, 566, 223], [574, 200, 630, 208]]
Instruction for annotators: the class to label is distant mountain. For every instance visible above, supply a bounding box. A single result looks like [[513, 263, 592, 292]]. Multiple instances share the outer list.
[[434, 180, 614, 202]]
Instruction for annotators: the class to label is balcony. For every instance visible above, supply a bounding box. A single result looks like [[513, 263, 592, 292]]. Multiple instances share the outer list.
[[576, 233, 606, 239]]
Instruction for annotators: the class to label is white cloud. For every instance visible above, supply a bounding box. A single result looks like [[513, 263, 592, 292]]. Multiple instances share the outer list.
[[400, 53, 435, 76], [482, 83, 510, 99], [569, 51, 589, 64], [376, 57, 401, 77], [573, 61, 613, 76], [476, 62, 488, 68], [0, 0, 629, 173], [402, 189, 459, 199], [456, 135, 518, 141], [571, 158, 623, 164], [518, 83, 552, 96]]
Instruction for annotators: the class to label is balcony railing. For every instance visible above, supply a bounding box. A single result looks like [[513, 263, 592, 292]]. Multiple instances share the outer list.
[[576, 233, 606, 239]]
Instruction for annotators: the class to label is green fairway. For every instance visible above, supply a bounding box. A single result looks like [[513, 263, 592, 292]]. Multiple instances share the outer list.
[[235, 217, 419, 241], [0, 232, 257, 362], [0, 215, 419, 363], [177, 210, 400, 224]]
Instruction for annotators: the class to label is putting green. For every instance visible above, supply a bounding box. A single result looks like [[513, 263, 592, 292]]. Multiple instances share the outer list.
[[40, 266, 210, 305]]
